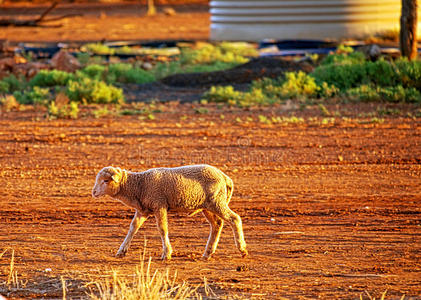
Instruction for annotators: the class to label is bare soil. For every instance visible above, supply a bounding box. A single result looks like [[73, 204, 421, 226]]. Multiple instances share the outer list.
[[0, 3, 421, 299], [0, 2, 209, 43], [0, 103, 420, 299]]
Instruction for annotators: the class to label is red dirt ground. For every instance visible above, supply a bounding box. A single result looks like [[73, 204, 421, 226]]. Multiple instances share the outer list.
[[0, 3, 421, 299], [0, 103, 420, 299], [0, 2, 209, 43]]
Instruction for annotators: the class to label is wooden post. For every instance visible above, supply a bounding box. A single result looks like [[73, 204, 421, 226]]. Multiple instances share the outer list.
[[147, 0, 157, 16], [400, 0, 418, 60]]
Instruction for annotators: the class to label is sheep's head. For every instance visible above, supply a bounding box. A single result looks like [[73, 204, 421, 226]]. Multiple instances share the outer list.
[[92, 166, 125, 198]]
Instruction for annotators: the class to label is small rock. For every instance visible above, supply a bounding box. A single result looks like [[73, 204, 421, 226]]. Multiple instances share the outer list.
[[163, 7, 176, 16], [142, 62, 153, 70], [50, 50, 81, 73]]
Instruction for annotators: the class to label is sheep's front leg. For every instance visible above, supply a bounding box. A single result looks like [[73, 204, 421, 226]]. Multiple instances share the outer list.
[[116, 210, 148, 258], [155, 207, 173, 260]]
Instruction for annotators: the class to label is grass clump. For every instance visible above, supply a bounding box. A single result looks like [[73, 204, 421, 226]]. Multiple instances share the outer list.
[[13, 86, 51, 105], [48, 101, 79, 119], [106, 63, 155, 84], [320, 45, 366, 66], [0, 95, 20, 111], [153, 42, 258, 79], [66, 77, 124, 104], [79, 63, 156, 85], [205, 46, 421, 105], [86, 246, 201, 300], [186, 42, 257, 65], [0, 75, 26, 94], [29, 70, 74, 87]]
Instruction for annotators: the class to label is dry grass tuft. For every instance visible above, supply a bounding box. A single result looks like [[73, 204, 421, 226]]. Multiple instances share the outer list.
[[85, 247, 201, 300]]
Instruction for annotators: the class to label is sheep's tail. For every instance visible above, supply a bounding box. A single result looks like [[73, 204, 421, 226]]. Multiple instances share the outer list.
[[225, 176, 234, 204]]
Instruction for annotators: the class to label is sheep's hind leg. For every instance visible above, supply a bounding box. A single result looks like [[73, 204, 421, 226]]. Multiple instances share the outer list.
[[155, 207, 173, 260], [212, 205, 248, 258], [202, 210, 224, 259], [116, 210, 148, 257]]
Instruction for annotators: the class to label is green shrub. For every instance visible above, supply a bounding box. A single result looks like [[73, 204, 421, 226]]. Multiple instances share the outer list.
[[364, 60, 398, 87], [29, 70, 74, 87], [13, 86, 51, 105], [202, 85, 241, 103], [80, 64, 106, 80], [48, 101, 79, 119], [251, 77, 285, 100], [312, 63, 368, 91], [380, 86, 421, 103], [66, 77, 124, 104], [347, 85, 421, 103], [396, 59, 421, 89], [236, 88, 273, 107], [314, 58, 421, 93], [0, 80, 9, 93], [106, 63, 155, 84], [181, 43, 257, 65], [0, 75, 25, 93], [321, 49, 365, 66], [251, 72, 324, 101], [278, 71, 319, 99], [347, 85, 382, 102]]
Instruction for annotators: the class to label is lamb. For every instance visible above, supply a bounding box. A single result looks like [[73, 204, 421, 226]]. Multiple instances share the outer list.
[[92, 164, 248, 260]]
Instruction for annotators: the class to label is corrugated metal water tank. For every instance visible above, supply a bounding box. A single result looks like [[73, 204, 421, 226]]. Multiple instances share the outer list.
[[210, 0, 418, 41]]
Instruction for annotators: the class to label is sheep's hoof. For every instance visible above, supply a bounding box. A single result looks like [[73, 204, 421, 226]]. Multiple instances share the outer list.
[[161, 256, 172, 261], [241, 249, 249, 258], [116, 250, 126, 258], [201, 253, 212, 260]]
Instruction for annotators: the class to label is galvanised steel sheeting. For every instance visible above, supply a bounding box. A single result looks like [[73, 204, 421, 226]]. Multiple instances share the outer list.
[[210, 0, 418, 41]]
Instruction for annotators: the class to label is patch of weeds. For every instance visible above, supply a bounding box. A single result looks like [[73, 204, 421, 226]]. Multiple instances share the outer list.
[[186, 42, 257, 65], [317, 104, 331, 116], [13, 86, 51, 105], [396, 58, 421, 89], [145, 113, 155, 120], [0, 74, 26, 93], [377, 107, 402, 116], [347, 85, 381, 102], [106, 63, 155, 84], [321, 117, 336, 125], [202, 85, 241, 104], [321, 45, 366, 66], [92, 106, 114, 118], [66, 77, 124, 104], [380, 86, 421, 103], [29, 70, 74, 87], [279, 71, 319, 99], [80, 64, 106, 80], [236, 88, 273, 107], [48, 101, 79, 119], [258, 115, 272, 124], [0, 95, 20, 111], [195, 107, 209, 114], [358, 117, 385, 124], [152, 42, 256, 79], [48, 93, 79, 119]]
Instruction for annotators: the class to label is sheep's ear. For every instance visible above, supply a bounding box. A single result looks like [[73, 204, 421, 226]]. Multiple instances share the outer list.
[[111, 174, 120, 182], [110, 167, 122, 183]]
